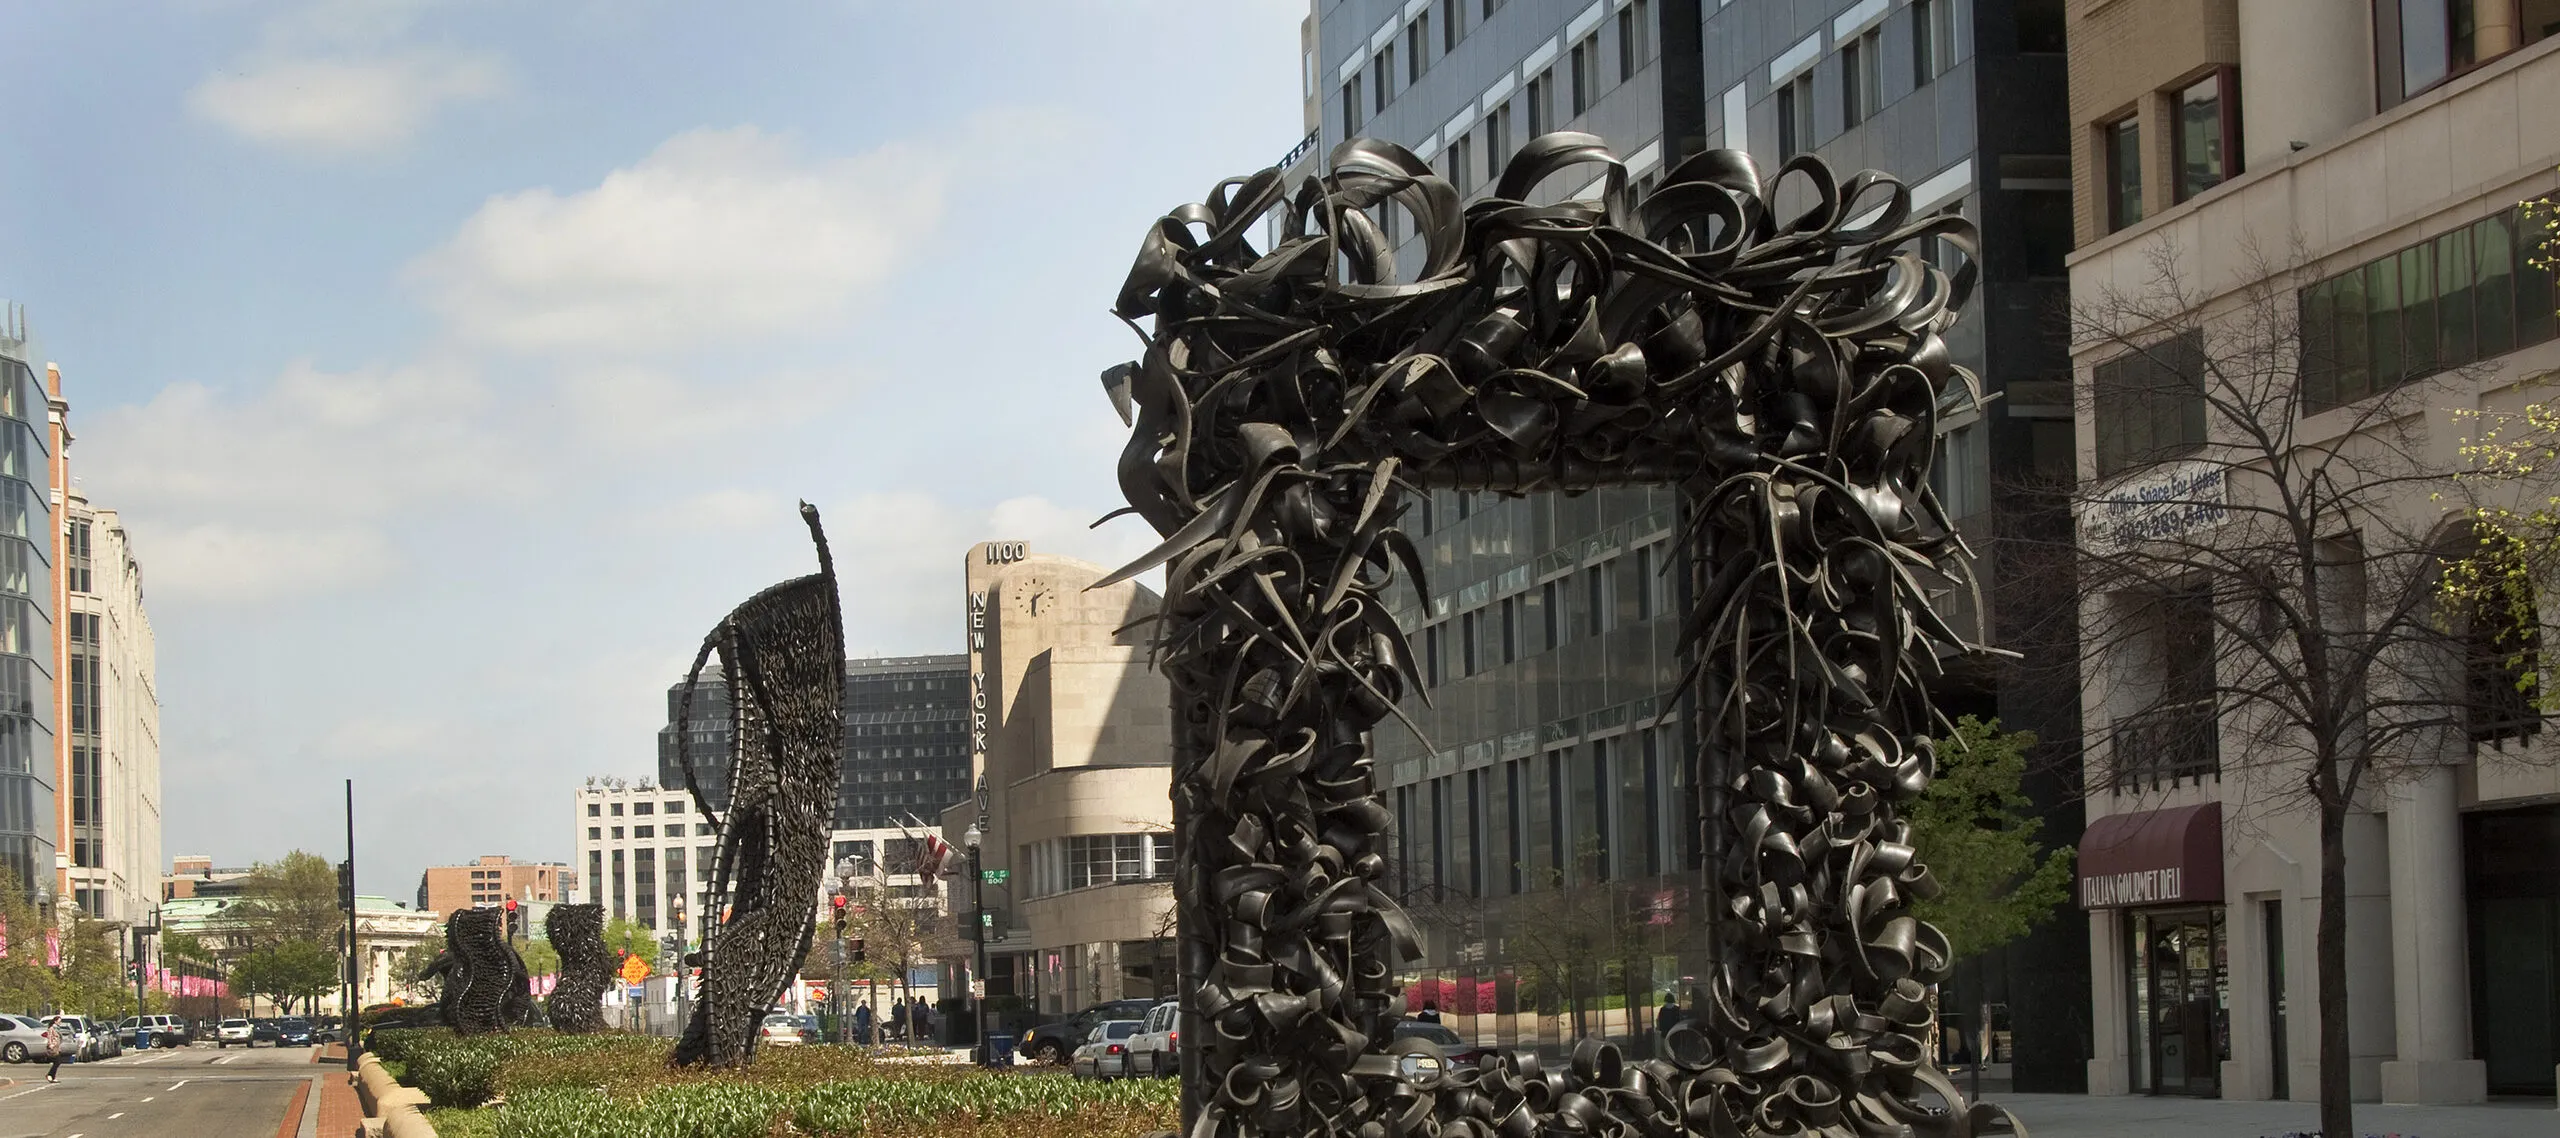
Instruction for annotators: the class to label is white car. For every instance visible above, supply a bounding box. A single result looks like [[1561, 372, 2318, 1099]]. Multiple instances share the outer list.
[[1124, 1000, 1181, 1078], [49, 1015, 114, 1060], [1068, 1020, 1142, 1080], [216, 1018, 254, 1048], [757, 1012, 818, 1047]]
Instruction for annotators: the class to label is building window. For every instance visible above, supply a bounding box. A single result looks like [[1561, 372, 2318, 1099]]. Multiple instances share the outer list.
[[1462, 610, 1481, 675], [1408, 14, 1429, 82], [2463, 547, 2542, 746], [1633, 546, 1655, 622], [1482, 0, 1503, 16], [1341, 76, 1362, 137], [2110, 588, 2219, 789], [587, 804, 599, 817], [1842, 30, 1882, 128], [2093, 331, 2207, 478], [1484, 106, 1511, 186], [2391, 0, 2558, 102], [1374, 46, 1395, 112], [1526, 71, 1551, 137], [2299, 201, 2557, 413], [635, 825, 654, 838], [588, 827, 600, 840], [1586, 564, 1610, 636], [2174, 70, 2239, 202], [1570, 37, 1597, 116], [1500, 596, 1519, 664], [1542, 580, 1563, 649], [633, 802, 653, 815], [610, 803, 623, 816], [2105, 114, 2143, 231], [1619, 0, 1650, 80], [1442, 0, 1463, 51], [1777, 75, 1815, 159], [1914, 0, 1953, 84], [1451, 130, 1475, 194], [1425, 624, 1445, 687], [1064, 834, 1166, 889]]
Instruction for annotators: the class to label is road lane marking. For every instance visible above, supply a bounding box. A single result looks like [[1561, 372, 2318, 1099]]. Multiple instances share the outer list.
[[108, 1112, 122, 1119], [0, 1084, 49, 1100], [142, 1096, 154, 1101], [168, 1079, 189, 1090]]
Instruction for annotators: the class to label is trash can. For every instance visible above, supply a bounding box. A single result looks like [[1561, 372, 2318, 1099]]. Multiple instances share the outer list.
[[982, 1033, 1015, 1068], [134, 1028, 151, 1050]]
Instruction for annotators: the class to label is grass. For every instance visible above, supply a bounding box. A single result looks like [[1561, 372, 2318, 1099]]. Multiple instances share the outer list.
[[374, 1029, 1178, 1138]]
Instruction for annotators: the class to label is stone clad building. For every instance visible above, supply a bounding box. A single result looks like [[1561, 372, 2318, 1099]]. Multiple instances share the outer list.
[[939, 541, 1175, 1016], [2066, 0, 2560, 1103]]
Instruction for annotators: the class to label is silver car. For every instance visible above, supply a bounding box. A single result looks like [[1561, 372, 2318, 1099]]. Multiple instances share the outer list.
[[0, 1015, 48, 1063], [1068, 1019, 1143, 1080], [46, 1015, 107, 1060]]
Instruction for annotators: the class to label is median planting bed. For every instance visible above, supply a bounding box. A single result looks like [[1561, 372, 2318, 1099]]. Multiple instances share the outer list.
[[368, 1029, 1179, 1138]]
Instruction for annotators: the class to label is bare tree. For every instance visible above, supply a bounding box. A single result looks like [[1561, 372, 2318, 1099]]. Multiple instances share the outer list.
[[2018, 236, 2519, 1137], [838, 838, 965, 1038]]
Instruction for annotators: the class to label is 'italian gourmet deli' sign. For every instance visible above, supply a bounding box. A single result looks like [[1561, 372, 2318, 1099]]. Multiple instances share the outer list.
[[2075, 801, 2224, 909]]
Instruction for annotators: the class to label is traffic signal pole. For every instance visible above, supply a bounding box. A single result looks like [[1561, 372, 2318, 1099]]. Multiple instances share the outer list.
[[344, 779, 359, 1072]]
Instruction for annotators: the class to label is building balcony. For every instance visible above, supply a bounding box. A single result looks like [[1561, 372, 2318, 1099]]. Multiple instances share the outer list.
[[2107, 699, 2218, 792]]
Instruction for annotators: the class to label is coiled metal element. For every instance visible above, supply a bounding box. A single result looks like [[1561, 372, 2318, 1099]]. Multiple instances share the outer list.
[[1101, 134, 2026, 1138]]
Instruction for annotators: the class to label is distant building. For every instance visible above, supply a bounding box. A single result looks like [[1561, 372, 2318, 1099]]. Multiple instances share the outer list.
[[571, 779, 932, 940], [160, 891, 440, 1016], [656, 655, 972, 830], [414, 854, 575, 919], [162, 854, 252, 901], [57, 484, 160, 927], [938, 540, 1175, 1016]]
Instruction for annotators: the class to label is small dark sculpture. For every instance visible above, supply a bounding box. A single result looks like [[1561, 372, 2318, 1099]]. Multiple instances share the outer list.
[[438, 907, 530, 1035], [1103, 134, 2023, 1136], [669, 503, 844, 1069], [544, 903, 612, 1034]]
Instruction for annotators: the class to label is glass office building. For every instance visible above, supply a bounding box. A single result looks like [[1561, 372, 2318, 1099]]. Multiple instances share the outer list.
[[657, 653, 970, 830], [0, 304, 56, 899]]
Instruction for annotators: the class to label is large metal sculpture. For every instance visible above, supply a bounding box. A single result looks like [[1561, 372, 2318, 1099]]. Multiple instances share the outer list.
[[670, 503, 845, 1068], [433, 907, 531, 1035], [1101, 134, 2024, 1137], [543, 902, 612, 1034]]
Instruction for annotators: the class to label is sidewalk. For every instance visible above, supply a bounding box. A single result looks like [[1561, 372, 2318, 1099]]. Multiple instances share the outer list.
[[1991, 1092, 2555, 1138], [312, 1046, 362, 1138]]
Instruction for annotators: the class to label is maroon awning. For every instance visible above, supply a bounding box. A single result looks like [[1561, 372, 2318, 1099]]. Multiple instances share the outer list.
[[2077, 802, 2223, 908]]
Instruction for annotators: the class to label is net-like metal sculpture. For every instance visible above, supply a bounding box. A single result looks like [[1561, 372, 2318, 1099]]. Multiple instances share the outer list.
[[436, 907, 530, 1036], [1101, 134, 2025, 1138], [544, 902, 612, 1035], [670, 503, 844, 1069]]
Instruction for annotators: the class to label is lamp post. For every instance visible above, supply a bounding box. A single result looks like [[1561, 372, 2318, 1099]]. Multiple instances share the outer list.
[[668, 895, 689, 1041], [832, 857, 859, 1043], [963, 822, 988, 1064]]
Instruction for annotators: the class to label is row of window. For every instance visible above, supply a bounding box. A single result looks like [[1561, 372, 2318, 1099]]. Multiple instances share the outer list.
[[2102, 68, 2239, 233], [588, 822, 702, 841], [2381, 0, 2560, 109], [1343, 1, 1649, 192], [1418, 542, 1669, 686], [2090, 199, 2557, 477], [1774, 0, 1959, 161], [587, 798, 689, 818], [1018, 832, 1174, 898], [1392, 726, 1690, 900]]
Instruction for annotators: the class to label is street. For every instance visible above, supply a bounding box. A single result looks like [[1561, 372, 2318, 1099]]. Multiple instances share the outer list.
[[0, 1044, 319, 1138]]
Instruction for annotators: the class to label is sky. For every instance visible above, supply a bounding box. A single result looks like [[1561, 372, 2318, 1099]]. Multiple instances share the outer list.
[[0, 0, 1308, 903]]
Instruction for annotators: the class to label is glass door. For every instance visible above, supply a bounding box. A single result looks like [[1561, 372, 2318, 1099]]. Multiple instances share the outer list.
[[2141, 907, 2229, 1096]]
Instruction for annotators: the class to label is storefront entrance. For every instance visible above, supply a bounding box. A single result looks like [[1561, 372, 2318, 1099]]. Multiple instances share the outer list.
[[2129, 907, 2228, 1096]]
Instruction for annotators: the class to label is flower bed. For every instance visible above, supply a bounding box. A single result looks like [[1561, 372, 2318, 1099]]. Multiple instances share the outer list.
[[372, 1029, 1178, 1138]]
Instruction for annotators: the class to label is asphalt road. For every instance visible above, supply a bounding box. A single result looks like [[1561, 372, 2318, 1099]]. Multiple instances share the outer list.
[[0, 1042, 319, 1138]]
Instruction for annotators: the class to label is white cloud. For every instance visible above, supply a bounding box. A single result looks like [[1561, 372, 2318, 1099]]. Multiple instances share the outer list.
[[409, 127, 947, 354], [144, 523, 398, 602], [188, 49, 506, 154]]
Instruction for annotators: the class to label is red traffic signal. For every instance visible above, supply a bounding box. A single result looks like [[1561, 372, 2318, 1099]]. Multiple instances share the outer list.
[[831, 894, 847, 914], [505, 898, 518, 912]]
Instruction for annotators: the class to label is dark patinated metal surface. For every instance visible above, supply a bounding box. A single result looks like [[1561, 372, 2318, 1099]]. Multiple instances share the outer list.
[[669, 503, 845, 1069], [1101, 134, 2023, 1137], [543, 902, 612, 1035], [435, 906, 530, 1035]]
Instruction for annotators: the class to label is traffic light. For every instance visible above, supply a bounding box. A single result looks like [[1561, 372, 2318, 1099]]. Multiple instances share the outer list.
[[850, 937, 865, 966], [337, 861, 355, 911], [831, 894, 848, 922], [504, 898, 522, 939], [125, 962, 140, 984]]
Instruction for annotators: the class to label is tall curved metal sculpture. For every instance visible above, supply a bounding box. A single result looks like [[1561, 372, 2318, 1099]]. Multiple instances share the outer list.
[[437, 907, 528, 1036], [544, 902, 612, 1034], [669, 503, 844, 1069], [1102, 134, 2025, 1137]]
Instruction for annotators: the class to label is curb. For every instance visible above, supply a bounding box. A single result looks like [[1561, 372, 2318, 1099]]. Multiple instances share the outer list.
[[356, 1053, 439, 1138]]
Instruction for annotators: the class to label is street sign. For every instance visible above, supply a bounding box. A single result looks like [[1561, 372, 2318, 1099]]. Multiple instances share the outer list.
[[808, 982, 829, 1003], [981, 869, 1008, 883], [620, 956, 652, 985], [969, 979, 985, 1000]]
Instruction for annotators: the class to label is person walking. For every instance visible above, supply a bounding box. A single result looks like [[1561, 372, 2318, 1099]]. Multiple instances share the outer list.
[[43, 1018, 67, 1082], [1413, 1001, 1441, 1024], [852, 1002, 873, 1045], [1655, 995, 1684, 1035]]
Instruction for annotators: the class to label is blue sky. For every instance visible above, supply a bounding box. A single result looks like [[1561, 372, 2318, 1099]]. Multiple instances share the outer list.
[[0, 0, 1306, 900]]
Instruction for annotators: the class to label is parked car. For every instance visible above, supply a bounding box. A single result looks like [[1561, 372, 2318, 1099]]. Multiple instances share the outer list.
[[217, 1018, 254, 1048], [1124, 1000, 1180, 1078], [117, 1014, 186, 1047], [1020, 998, 1157, 1065], [251, 1019, 281, 1045], [756, 1012, 819, 1047], [1068, 1020, 1143, 1081], [1388, 1019, 1491, 1067], [48, 1015, 110, 1060], [0, 1015, 48, 1063], [276, 1017, 314, 1047]]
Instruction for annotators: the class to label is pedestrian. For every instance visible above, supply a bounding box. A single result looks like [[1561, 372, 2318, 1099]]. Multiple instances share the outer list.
[[43, 1018, 67, 1082], [1414, 1001, 1440, 1024], [1655, 995, 1684, 1035], [853, 1002, 873, 1045], [913, 997, 934, 1042]]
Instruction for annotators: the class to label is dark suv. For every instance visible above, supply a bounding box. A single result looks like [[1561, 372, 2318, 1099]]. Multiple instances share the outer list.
[[276, 1018, 314, 1047], [1020, 999, 1159, 1066]]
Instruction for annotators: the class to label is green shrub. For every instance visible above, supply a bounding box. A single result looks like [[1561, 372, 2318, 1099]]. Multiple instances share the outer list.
[[410, 1045, 503, 1108]]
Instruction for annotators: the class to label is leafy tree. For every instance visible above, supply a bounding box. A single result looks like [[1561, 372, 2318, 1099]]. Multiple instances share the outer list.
[[232, 852, 343, 947], [519, 938, 560, 978], [233, 940, 338, 1015], [1904, 718, 2076, 962], [391, 942, 445, 1001], [0, 875, 55, 1013], [600, 918, 658, 961]]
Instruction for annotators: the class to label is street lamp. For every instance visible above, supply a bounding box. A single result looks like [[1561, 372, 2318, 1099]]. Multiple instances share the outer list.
[[668, 895, 689, 1040], [963, 822, 988, 1064]]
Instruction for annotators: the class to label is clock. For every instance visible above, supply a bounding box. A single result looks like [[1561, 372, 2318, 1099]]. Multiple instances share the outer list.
[[1011, 575, 1055, 618]]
